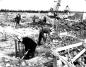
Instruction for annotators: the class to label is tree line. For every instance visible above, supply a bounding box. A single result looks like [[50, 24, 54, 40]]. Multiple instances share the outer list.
[[0, 9, 65, 13]]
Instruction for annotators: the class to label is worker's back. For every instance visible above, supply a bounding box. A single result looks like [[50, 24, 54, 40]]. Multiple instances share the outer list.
[[22, 37, 37, 59]]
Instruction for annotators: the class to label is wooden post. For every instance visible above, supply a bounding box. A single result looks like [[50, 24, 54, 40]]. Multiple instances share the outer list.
[[53, 56, 57, 67], [15, 39, 17, 57], [18, 41, 20, 57], [22, 44, 25, 57]]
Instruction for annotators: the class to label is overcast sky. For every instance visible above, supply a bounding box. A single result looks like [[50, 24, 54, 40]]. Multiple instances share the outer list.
[[0, 0, 86, 11]]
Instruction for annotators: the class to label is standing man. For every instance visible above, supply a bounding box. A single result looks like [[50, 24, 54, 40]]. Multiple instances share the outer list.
[[43, 16, 47, 24], [32, 15, 36, 23], [15, 14, 21, 27]]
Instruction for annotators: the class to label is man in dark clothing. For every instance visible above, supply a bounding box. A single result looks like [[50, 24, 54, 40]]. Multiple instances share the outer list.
[[22, 37, 37, 59], [15, 14, 21, 26]]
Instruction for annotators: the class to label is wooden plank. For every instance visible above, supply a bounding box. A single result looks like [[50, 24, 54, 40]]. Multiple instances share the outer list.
[[71, 49, 86, 63], [53, 42, 83, 53]]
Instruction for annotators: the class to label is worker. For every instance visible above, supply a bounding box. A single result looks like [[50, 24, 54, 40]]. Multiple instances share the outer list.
[[22, 37, 37, 59], [43, 16, 47, 24], [14, 14, 21, 27], [37, 26, 51, 46]]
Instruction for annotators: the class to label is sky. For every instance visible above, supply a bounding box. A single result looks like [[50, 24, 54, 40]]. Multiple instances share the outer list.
[[0, 0, 86, 11]]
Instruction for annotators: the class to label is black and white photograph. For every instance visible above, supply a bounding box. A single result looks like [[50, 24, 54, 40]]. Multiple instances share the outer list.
[[0, 0, 86, 67]]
